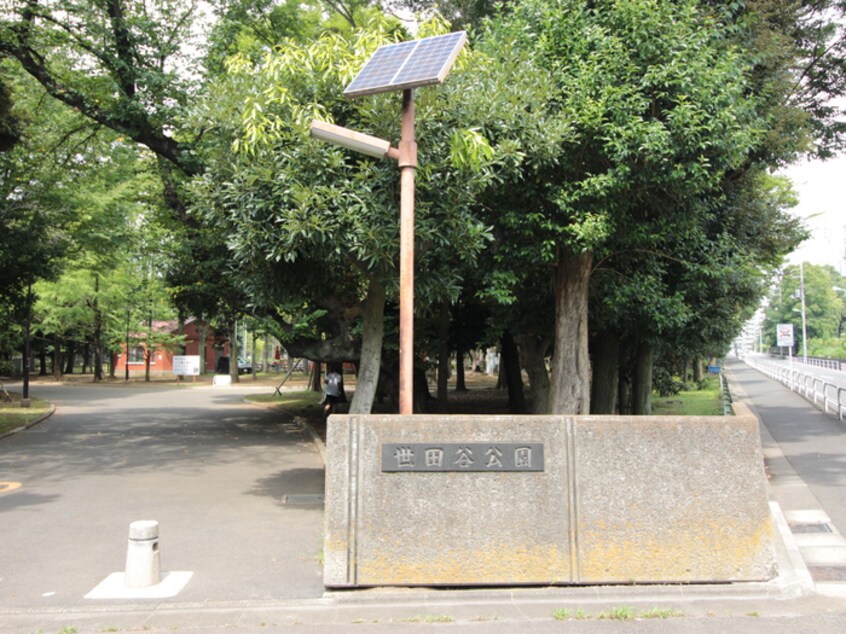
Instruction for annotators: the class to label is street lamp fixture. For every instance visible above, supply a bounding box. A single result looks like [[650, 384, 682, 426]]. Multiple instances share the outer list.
[[309, 121, 398, 160]]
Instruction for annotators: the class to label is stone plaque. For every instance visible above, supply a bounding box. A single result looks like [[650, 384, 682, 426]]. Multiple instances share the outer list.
[[381, 442, 544, 472]]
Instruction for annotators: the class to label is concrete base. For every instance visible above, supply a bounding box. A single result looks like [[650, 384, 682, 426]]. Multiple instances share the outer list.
[[324, 406, 776, 587], [85, 571, 193, 599]]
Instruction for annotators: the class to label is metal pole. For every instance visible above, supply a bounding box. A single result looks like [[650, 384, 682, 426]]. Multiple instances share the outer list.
[[22, 284, 32, 401], [398, 89, 417, 415], [799, 262, 808, 363]]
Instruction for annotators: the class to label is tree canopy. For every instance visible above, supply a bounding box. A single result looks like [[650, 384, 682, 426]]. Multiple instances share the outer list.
[[1, 0, 843, 415]]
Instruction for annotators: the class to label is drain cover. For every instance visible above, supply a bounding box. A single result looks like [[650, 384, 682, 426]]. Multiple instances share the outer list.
[[790, 523, 833, 534], [283, 494, 324, 505], [808, 566, 846, 582]]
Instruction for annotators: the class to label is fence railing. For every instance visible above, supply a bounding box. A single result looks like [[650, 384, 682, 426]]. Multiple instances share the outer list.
[[745, 357, 846, 422], [767, 351, 846, 372]]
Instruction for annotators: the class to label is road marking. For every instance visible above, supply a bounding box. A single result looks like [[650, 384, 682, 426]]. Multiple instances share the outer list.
[[0, 482, 22, 494]]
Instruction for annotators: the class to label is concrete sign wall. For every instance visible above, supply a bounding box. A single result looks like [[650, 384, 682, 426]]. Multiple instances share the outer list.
[[324, 405, 775, 587]]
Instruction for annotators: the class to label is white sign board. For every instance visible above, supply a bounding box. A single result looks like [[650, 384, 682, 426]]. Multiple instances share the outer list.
[[776, 324, 794, 348], [173, 355, 201, 376]]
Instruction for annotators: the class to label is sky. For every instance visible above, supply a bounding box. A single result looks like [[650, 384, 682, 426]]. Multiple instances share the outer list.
[[782, 154, 846, 275]]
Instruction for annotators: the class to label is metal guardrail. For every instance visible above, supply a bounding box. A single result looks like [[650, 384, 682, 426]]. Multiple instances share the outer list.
[[745, 357, 846, 421], [767, 351, 846, 372]]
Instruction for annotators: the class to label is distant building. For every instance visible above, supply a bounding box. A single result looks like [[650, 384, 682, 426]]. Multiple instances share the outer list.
[[114, 318, 229, 377]]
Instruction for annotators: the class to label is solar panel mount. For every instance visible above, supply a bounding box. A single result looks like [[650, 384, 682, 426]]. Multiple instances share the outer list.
[[344, 31, 467, 98]]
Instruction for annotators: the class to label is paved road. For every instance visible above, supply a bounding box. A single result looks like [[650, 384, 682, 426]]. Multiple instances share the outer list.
[[0, 382, 325, 611], [5, 375, 846, 633]]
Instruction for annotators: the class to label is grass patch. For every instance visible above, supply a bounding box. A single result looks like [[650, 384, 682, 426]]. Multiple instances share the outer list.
[[245, 390, 321, 409], [399, 615, 455, 623], [652, 377, 722, 416], [554, 606, 681, 622], [597, 606, 636, 621], [639, 607, 684, 619], [0, 393, 51, 436]]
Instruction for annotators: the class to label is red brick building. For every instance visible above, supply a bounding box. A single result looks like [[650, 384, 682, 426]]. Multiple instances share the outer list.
[[114, 318, 228, 377]]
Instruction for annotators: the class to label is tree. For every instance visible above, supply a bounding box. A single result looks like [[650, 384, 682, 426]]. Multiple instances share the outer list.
[[191, 16, 545, 412], [474, 0, 780, 413], [763, 262, 844, 351], [0, 0, 203, 177], [0, 76, 19, 150], [0, 65, 79, 367]]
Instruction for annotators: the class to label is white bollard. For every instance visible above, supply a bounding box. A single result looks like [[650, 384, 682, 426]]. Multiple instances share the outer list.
[[124, 520, 161, 588]]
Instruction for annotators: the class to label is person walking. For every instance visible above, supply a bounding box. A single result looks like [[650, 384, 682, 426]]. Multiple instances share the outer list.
[[323, 363, 343, 417]]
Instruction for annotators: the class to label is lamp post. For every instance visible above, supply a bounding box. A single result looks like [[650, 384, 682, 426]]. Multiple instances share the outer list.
[[310, 31, 466, 415], [799, 262, 808, 364], [309, 105, 416, 414]]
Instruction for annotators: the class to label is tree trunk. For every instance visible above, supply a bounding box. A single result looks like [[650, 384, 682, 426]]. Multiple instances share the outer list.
[[64, 339, 75, 374], [198, 319, 208, 374], [310, 361, 322, 392], [548, 251, 592, 414], [145, 312, 153, 382], [262, 330, 270, 376], [617, 340, 634, 415], [693, 357, 703, 383], [230, 319, 240, 384], [144, 347, 152, 382], [81, 343, 90, 374], [52, 335, 63, 380], [350, 279, 386, 414], [618, 374, 632, 415], [414, 362, 432, 413], [251, 330, 257, 380], [38, 346, 47, 376], [501, 331, 526, 414], [455, 345, 467, 392], [93, 275, 103, 382], [590, 331, 620, 414], [516, 334, 551, 414], [495, 349, 505, 389], [632, 342, 656, 415], [436, 301, 450, 412]]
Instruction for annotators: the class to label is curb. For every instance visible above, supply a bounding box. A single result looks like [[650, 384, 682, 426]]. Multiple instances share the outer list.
[[300, 417, 327, 463], [242, 394, 326, 463], [0, 403, 56, 440]]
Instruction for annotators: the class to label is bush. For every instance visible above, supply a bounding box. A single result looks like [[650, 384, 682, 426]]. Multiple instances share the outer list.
[[0, 360, 16, 378], [652, 366, 686, 397]]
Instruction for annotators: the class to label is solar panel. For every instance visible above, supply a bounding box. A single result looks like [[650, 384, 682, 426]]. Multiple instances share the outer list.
[[344, 31, 467, 98]]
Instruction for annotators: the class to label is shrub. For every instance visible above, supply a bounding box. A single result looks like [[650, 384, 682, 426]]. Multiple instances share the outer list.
[[652, 366, 685, 397]]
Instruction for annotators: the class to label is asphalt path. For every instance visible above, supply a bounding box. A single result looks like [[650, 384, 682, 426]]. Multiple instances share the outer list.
[[0, 381, 325, 611], [5, 375, 846, 632], [726, 358, 846, 536]]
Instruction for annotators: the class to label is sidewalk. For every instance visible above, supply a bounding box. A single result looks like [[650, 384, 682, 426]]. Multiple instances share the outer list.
[[3, 373, 846, 632], [725, 358, 846, 599]]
